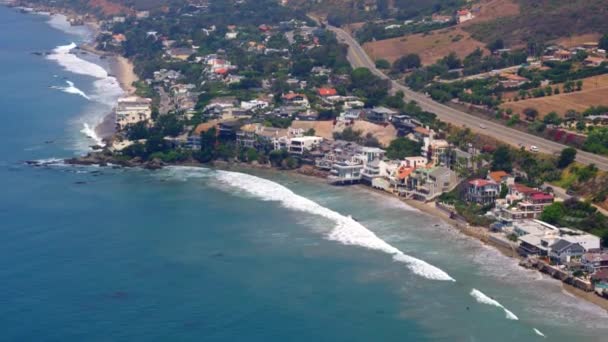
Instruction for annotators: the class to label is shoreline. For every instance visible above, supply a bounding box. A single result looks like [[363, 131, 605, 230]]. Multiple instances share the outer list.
[[220, 163, 608, 311], [18, 0, 608, 316], [31, 5, 138, 142], [34, 143, 608, 313], [78, 39, 138, 140]]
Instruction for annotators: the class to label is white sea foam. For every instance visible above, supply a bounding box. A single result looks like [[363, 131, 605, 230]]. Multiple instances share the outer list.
[[29, 158, 66, 166], [470, 288, 518, 320], [213, 169, 455, 282], [51, 80, 90, 100], [47, 43, 108, 78], [80, 123, 104, 146], [533, 328, 546, 337], [46, 14, 93, 39], [45, 39, 124, 151]]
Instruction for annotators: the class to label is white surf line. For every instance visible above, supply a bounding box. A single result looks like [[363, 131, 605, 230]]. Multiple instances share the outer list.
[[46, 42, 124, 150], [470, 288, 519, 320], [51, 80, 90, 100], [533, 328, 546, 337], [46, 42, 108, 78], [213, 169, 455, 282]]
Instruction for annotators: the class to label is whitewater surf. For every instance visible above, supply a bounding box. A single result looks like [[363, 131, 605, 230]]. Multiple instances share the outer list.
[[212, 169, 455, 282]]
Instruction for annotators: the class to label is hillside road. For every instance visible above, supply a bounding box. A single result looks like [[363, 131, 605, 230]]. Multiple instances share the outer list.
[[324, 22, 608, 170]]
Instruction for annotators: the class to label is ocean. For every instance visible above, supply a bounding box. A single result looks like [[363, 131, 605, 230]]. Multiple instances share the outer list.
[[1, 5, 607, 341]]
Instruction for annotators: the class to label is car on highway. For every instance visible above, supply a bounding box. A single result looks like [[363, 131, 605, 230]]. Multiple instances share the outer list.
[[479, 123, 487, 129], [529, 145, 539, 153]]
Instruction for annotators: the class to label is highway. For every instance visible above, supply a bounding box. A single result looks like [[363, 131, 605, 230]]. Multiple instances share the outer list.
[[324, 23, 608, 170]]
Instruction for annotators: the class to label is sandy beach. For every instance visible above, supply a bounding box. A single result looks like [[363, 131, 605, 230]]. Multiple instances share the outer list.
[[112, 55, 137, 95], [356, 184, 608, 312]]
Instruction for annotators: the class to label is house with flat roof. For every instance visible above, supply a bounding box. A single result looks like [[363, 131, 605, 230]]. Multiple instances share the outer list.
[[406, 167, 459, 201], [365, 106, 398, 124], [511, 220, 600, 257], [115, 96, 152, 130]]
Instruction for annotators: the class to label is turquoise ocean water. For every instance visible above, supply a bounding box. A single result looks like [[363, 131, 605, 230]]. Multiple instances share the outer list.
[[1, 6, 608, 341]]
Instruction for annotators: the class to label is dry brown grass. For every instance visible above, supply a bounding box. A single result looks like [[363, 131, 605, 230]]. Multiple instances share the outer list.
[[291, 120, 397, 146], [88, 0, 134, 16], [363, 27, 487, 65], [501, 74, 608, 117], [334, 120, 397, 146], [554, 33, 602, 48], [290, 121, 335, 140], [462, 0, 520, 26]]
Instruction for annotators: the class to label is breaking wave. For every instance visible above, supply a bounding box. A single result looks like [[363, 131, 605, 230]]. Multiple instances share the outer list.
[[51, 80, 90, 100], [213, 169, 455, 282], [45, 40, 123, 151], [46, 42, 108, 78], [470, 288, 518, 320], [533, 328, 546, 337], [80, 123, 104, 147]]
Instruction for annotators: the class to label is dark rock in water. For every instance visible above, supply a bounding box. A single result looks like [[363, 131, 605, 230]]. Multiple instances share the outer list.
[[31, 51, 43, 56], [91, 144, 104, 150], [75, 181, 87, 185], [211, 252, 224, 258], [44, 140, 54, 144], [143, 158, 165, 170]]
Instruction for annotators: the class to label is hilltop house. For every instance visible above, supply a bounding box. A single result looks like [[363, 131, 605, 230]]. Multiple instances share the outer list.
[[365, 106, 397, 124], [456, 9, 474, 24], [281, 92, 310, 108], [317, 87, 338, 97]]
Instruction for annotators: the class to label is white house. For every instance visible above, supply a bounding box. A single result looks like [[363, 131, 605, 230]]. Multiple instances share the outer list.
[[115, 96, 153, 130], [456, 9, 474, 23], [240, 99, 270, 111], [404, 156, 427, 168], [288, 136, 323, 155]]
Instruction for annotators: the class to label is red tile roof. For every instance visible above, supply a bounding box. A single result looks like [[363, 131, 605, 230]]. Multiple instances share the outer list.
[[530, 192, 554, 201], [469, 179, 496, 187], [511, 183, 536, 194], [488, 171, 509, 182], [317, 88, 338, 97]]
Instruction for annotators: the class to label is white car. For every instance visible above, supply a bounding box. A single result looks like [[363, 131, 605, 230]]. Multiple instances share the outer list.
[[529, 145, 539, 153], [479, 123, 487, 129]]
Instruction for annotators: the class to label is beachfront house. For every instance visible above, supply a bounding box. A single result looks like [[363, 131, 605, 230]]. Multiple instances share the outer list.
[[288, 136, 323, 155], [115, 96, 153, 130], [549, 239, 586, 263], [406, 166, 459, 201], [582, 252, 608, 273], [511, 220, 600, 257], [492, 183, 554, 221], [320, 142, 385, 185], [466, 179, 500, 205]]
